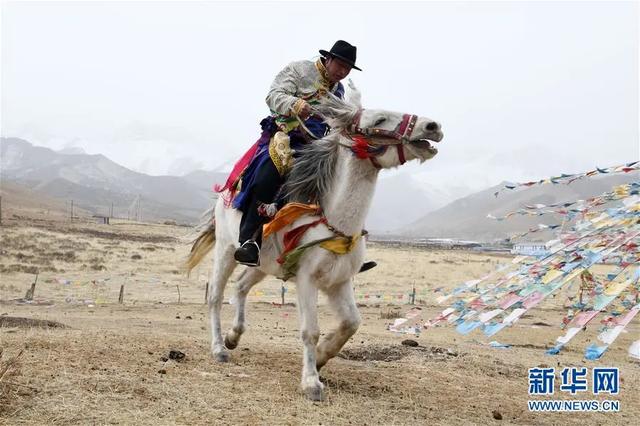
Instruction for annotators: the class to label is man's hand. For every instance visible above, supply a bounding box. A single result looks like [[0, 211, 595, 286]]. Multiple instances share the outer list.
[[298, 101, 312, 120], [292, 98, 312, 120]]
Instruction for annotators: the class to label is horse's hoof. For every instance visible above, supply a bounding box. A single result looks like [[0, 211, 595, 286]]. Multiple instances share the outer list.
[[304, 386, 325, 402], [213, 350, 231, 363], [224, 335, 238, 350]]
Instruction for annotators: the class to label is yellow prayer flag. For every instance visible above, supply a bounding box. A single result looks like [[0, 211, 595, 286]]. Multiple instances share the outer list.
[[604, 280, 630, 296], [541, 269, 563, 284]]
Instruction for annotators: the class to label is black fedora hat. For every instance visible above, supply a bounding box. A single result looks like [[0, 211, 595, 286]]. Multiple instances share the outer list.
[[319, 40, 362, 71]]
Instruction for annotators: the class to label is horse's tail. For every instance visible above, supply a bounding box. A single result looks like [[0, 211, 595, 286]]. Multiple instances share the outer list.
[[185, 207, 216, 274]]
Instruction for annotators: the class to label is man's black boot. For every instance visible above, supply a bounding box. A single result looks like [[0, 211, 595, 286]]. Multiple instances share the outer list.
[[234, 240, 260, 267], [358, 261, 377, 273]]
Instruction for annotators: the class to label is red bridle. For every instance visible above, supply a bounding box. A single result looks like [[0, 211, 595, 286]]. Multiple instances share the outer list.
[[344, 109, 419, 169]]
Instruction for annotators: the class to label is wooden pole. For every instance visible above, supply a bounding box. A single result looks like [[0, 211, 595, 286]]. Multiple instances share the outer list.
[[118, 284, 124, 304], [411, 286, 416, 305], [281, 284, 285, 306], [25, 273, 39, 301], [176, 285, 181, 304], [204, 281, 209, 304]]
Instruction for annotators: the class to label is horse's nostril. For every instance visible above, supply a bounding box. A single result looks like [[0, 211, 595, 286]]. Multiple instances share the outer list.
[[426, 122, 439, 131]]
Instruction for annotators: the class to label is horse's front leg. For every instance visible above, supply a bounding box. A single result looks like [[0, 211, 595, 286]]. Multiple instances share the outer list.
[[296, 276, 324, 401], [316, 279, 361, 370], [224, 268, 266, 350]]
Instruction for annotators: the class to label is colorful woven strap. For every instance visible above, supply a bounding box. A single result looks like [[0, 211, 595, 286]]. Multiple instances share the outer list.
[[263, 202, 321, 239], [279, 233, 364, 281]]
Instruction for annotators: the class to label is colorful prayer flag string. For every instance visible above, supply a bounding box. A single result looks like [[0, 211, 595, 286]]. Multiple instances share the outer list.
[[420, 175, 640, 360], [493, 162, 639, 197]]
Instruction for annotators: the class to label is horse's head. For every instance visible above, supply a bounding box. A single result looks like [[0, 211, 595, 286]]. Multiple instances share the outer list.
[[350, 108, 443, 168], [314, 81, 444, 169]]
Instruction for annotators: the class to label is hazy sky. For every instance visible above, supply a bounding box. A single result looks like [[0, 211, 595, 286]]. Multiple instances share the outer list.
[[2, 1, 638, 200]]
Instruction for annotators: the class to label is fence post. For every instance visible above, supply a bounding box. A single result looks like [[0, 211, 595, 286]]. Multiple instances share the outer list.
[[25, 273, 39, 301]]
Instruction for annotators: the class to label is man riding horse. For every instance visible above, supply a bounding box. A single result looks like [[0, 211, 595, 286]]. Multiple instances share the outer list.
[[218, 40, 375, 271], [190, 44, 444, 400]]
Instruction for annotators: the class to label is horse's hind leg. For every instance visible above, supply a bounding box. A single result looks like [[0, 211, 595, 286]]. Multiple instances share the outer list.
[[316, 280, 361, 370], [209, 243, 237, 362], [224, 268, 266, 350]]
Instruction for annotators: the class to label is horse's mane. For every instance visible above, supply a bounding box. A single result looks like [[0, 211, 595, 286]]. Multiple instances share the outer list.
[[312, 91, 360, 131], [281, 93, 360, 204]]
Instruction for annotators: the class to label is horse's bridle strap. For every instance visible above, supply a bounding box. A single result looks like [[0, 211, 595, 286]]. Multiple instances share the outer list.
[[345, 109, 417, 168], [349, 110, 419, 143]]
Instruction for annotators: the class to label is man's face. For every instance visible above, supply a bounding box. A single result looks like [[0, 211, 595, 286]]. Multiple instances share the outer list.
[[325, 57, 352, 83]]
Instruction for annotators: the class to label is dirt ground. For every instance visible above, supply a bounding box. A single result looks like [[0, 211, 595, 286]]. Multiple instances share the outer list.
[[0, 211, 639, 425]]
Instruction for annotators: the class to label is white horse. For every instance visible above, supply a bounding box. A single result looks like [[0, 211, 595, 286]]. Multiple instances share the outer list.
[[187, 86, 443, 401]]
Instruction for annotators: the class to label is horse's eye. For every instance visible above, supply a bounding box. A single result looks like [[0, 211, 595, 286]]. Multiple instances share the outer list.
[[374, 117, 386, 126]]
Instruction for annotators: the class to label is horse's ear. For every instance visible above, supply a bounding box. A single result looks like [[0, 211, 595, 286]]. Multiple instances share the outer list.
[[344, 79, 362, 108]]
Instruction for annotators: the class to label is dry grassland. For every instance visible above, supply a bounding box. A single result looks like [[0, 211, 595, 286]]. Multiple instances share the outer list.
[[0, 213, 638, 425]]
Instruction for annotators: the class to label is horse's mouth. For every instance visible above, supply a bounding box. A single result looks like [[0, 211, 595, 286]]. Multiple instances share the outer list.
[[412, 139, 439, 155]]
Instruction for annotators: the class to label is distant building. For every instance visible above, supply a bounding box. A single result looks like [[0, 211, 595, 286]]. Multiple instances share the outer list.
[[511, 241, 549, 257], [93, 215, 110, 225]]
